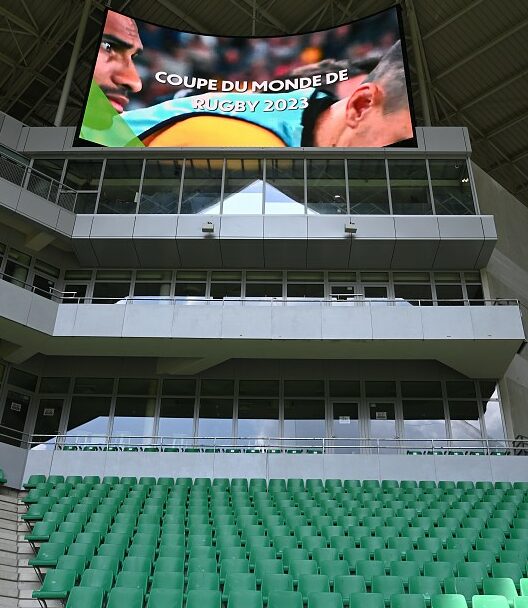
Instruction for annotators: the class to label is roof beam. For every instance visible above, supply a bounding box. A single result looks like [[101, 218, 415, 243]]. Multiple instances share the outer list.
[[474, 109, 528, 144], [422, 0, 486, 41], [434, 16, 528, 81], [0, 5, 38, 36], [238, 0, 289, 33], [488, 146, 528, 174], [155, 0, 210, 32]]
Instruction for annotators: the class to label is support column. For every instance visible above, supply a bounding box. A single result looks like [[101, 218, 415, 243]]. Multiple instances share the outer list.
[[54, 0, 92, 127], [405, 0, 432, 126]]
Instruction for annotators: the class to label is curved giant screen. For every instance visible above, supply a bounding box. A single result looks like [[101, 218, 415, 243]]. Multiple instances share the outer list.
[[76, 6, 416, 148]]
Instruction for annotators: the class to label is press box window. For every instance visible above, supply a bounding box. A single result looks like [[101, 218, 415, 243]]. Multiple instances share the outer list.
[[287, 272, 324, 298], [93, 270, 132, 302], [210, 271, 242, 299], [63, 270, 92, 303], [245, 271, 283, 298], [134, 270, 172, 297], [175, 271, 206, 297]]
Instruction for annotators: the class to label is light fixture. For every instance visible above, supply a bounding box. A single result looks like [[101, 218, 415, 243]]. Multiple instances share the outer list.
[[461, 177, 469, 183], [344, 221, 357, 235], [201, 221, 215, 233]]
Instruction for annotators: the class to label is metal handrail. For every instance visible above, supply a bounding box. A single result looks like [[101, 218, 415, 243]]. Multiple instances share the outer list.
[[22, 432, 526, 456], [0, 151, 78, 212]]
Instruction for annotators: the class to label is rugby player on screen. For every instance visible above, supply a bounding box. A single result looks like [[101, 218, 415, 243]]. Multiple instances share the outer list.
[[122, 42, 413, 148]]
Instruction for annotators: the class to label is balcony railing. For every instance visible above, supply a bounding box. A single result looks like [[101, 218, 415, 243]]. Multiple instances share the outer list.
[[0, 151, 78, 211]]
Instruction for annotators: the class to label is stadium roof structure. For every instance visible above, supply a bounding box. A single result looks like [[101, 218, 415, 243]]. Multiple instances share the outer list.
[[1, 0, 528, 207]]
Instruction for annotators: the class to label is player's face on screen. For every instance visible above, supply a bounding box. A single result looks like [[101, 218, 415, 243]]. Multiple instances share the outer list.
[[94, 11, 143, 113]]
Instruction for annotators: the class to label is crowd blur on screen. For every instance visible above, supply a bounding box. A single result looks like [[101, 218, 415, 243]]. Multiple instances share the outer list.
[[128, 10, 399, 110]]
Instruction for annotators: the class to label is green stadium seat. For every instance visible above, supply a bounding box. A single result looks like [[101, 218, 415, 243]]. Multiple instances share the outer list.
[[114, 571, 149, 594], [356, 560, 385, 586], [29, 541, 67, 568], [445, 577, 479, 607], [65, 586, 104, 608], [349, 592, 384, 608], [372, 574, 405, 605], [24, 475, 47, 489], [391, 594, 427, 608], [457, 562, 489, 590], [492, 564, 523, 589], [32, 568, 76, 601], [307, 592, 344, 608], [290, 559, 318, 582], [186, 589, 222, 608], [187, 572, 220, 591], [107, 587, 143, 608], [320, 560, 350, 585], [472, 597, 510, 608], [261, 573, 293, 603], [408, 576, 443, 604], [298, 574, 331, 602], [483, 578, 518, 605], [268, 590, 303, 608], [151, 571, 184, 590], [425, 561, 456, 582], [431, 595, 469, 608], [146, 588, 183, 608], [79, 568, 114, 593]]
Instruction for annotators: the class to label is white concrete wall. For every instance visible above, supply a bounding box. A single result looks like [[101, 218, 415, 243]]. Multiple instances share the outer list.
[[473, 163, 528, 437]]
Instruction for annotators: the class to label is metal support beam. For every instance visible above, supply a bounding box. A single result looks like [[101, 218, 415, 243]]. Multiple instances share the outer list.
[[488, 146, 528, 174], [54, 0, 92, 126], [0, 5, 38, 35], [422, 0, 486, 41], [435, 16, 528, 82], [405, 0, 431, 125], [156, 0, 210, 32], [238, 0, 288, 33]]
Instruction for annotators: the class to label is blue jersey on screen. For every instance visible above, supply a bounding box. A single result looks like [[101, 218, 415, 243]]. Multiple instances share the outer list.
[[122, 87, 333, 147]]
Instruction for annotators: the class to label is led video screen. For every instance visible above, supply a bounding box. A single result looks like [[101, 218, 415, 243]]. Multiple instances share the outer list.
[[76, 6, 416, 148]]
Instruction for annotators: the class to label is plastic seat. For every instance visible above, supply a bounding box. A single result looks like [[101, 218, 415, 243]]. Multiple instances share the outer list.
[[290, 559, 318, 583], [356, 560, 385, 586], [424, 561, 456, 583], [187, 572, 220, 591], [457, 562, 489, 590], [79, 569, 114, 594], [114, 571, 149, 594], [254, 558, 283, 583], [431, 594, 469, 608], [32, 569, 76, 601], [445, 577, 479, 607], [65, 587, 104, 608], [472, 597, 509, 608], [107, 587, 143, 608], [482, 578, 518, 606], [298, 574, 330, 603], [307, 592, 344, 608], [372, 574, 405, 604], [188, 557, 217, 574], [268, 590, 303, 608], [492, 563, 523, 588], [407, 550, 434, 574], [261, 573, 293, 603], [349, 592, 384, 608], [468, 550, 495, 574], [388, 537, 414, 558], [375, 549, 401, 572], [389, 561, 421, 587], [319, 560, 350, 585], [29, 542, 67, 568], [147, 588, 183, 608], [408, 576, 443, 603], [391, 594, 426, 608], [150, 571, 184, 590]]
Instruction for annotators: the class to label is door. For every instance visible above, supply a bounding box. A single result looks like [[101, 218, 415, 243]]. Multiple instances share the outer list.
[[368, 401, 399, 453], [331, 402, 361, 453], [32, 398, 64, 450]]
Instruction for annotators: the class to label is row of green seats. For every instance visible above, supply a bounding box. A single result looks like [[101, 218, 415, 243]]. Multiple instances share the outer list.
[[24, 475, 528, 491]]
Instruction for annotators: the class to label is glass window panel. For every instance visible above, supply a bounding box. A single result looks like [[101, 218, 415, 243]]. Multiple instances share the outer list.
[[389, 159, 432, 215], [177, 271, 208, 281], [4, 260, 29, 287], [211, 271, 242, 281], [66, 396, 111, 445], [466, 283, 484, 303], [246, 271, 282, 281], [134, 282, 171, 297], [8, 368, 38, 391], [401, 381, 442, 398], [98, 159, 143, 214], [238, 380, 279, 397], [394, 283, 432, 305], [139, 159, 181, 214], [393, 272, 430, 283], [223, 159, 264, 214], [449, 401, 482, 443], [429, 159, 475, 215], [64, 159, 103, 191], [34, 259, 60, 278], [39, 377, 70, 394], [112, 397, 155, 444], [287, 283, 324, 298], [284, 380, 324, 398], [32, 159, 64, 181], [174, 282, 206, 297], [162, 379, 197, 396], [402, 400, 446, 444], [73, 192, 98, 213], [329, 381, 360, 398], [158, 398, 195, 444], [245, 283, 282, 297], [283, 399, 325, 445], [306, 159, 347, 214], [32, 274, 55, 299], [118, 378, 158, 395], [32, 399, 63, 449], [96, 270, 133, 281], [181, 159, 223, 214], [435, 272, 461, 282], [65, 270, 92, 281], [265, 159, 305, 214], [73, 378, 114, 394], [201, 380, 234, 397], [136, 270, 172, 281], [348, 159, 389, 214], [28, 159, 63, 201], [237, 398, 279, 443], [435, 284, 464, 305], [210, 283, 241, 299], [332, 403, 360, 444], [446, 381, 476, 398], [7, 248, 30, 266], [479, 381, 497, 401], [365, 381, 396, 398], [1, 390, 31, 446], [465, 272, 481, 282], [288, 272, 325, 282], [93, 282, 130, 302], [197, 398, 233, 443], [368, 402, 396, 442], [63, 284, 87, 303], [360, 272, 390, 282], [482, 400, 505, 442], [328, 272, 356, 282]]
